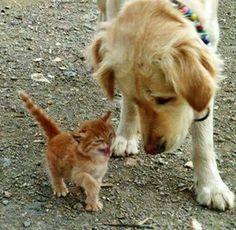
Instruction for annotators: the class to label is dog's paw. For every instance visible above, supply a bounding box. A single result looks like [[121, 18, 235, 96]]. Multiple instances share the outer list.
[[112, 136, 138, 156], [85, 201, 103, 212], [195, 180, 235, 211]]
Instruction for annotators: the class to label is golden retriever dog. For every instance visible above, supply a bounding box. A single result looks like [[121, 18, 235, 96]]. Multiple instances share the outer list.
[[89, 0, 235, 210]]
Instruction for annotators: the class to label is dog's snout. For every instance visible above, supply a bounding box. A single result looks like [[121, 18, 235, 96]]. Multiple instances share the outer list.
[[144, 144, 156, 155], [144, 140, 166, 155]]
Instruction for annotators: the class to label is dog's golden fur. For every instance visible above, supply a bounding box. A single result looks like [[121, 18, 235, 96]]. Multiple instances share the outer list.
[[88, 0, 234, 210], [90, 0, 221, 151]]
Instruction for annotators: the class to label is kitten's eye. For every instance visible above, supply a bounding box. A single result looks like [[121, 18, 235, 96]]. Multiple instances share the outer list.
[[108, 132, 114, 139], [155, 97, 175, 105], [95, 139, 104, 144]]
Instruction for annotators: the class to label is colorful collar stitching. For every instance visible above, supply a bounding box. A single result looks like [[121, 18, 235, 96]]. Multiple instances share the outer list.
[[171, 0, 210, 45]]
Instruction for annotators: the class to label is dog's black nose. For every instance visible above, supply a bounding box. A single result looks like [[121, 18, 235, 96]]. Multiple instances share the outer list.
[[144, 141, 166, 154], [156, 141, 166, 153]]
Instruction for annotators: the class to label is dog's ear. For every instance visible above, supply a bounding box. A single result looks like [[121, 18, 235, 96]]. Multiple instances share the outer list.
[[160, 40, 218, 112], [94, 63, 115, 100], [88, 34, 115, 100], [89, 36, 103, 70]]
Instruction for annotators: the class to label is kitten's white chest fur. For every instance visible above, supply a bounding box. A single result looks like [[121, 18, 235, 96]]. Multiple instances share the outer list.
[[91, 161, 108, 181]]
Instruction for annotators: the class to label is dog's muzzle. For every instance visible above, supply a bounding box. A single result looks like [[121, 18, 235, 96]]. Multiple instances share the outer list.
[[144, 141, 166, 155]]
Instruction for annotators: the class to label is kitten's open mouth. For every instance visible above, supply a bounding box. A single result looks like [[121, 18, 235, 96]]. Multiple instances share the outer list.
[[99, 147, 112, 157]]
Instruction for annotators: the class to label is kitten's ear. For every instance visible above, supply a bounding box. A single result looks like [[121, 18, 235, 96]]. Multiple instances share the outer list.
[[101, 111, 112, 123], [72, 129, 87, 143]]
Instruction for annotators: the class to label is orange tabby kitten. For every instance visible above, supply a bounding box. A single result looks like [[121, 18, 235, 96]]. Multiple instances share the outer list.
[[19, 91, 115, 211]]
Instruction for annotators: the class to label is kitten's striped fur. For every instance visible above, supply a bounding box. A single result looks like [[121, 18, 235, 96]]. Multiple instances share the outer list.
[[19, 91, 115, 211]]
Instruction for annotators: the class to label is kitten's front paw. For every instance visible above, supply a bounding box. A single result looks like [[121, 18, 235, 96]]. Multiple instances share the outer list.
[[53, 184, 69, 197], [86, 201, 103, 212], [113, 136, 138, 156], [195, 180, 235, 211]]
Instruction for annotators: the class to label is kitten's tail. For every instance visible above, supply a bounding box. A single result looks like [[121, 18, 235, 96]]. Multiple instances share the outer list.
[[19, 91, 61, 140]]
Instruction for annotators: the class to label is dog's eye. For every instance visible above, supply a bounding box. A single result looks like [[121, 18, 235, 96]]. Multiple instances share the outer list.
[[155, 97, 174, 105]]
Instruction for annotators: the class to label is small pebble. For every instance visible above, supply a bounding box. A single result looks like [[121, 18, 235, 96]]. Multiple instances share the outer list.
[[4, 191, 12, 198], [33, 58, 43, 62], [73, 203, 83, 209], [190, 218, 202, 230], [23, 221, 31, 228], [47, 74, 55, 79], [44, 204, 53, 209], [10, 76, 17, 81], [2, 200, 9, 205], [30, 73, 50, 83], [184, 161, 193, 169], [157, 158, 167, 165], [1, 158, 11, 168], [58, 66, 67, 70], [178, 183, 185, 188], [64, 71, 77, 78], [53, 57, 62, 62]]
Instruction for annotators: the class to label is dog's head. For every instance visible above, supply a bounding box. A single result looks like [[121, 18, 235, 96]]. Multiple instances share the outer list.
[[88, 0, 222, 154]]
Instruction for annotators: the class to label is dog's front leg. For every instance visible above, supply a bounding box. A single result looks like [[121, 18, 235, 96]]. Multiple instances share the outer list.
[[113, 95, 139, 156], [191, 101, 234, 210]]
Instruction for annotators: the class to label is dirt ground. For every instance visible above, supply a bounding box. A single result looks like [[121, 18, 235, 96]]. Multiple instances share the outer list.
[[0, 0, 235, 229]]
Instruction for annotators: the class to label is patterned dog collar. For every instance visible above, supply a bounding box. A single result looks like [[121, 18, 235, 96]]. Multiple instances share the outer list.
[[171, 0, 210, 45]]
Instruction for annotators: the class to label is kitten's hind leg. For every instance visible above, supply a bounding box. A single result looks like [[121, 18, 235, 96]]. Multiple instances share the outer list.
[[72, 171, 102, 211], [52, 178, 69, 197], [48, 170, 69, 197]]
